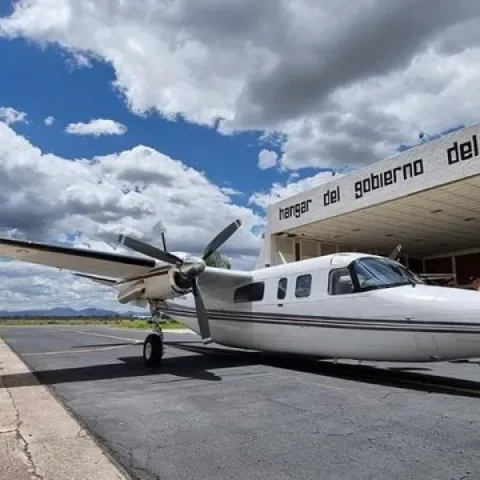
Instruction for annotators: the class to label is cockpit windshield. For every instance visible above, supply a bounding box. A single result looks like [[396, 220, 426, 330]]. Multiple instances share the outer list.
[[352, 257, 425, 291]]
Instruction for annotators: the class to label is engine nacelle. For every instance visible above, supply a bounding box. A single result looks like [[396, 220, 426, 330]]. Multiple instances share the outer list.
[[141, 267, 192, 300], [116, 257, 198, 304], [117, 283, 146, 304]]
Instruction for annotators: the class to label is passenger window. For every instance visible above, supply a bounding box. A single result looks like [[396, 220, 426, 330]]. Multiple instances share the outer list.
[[295, 274, 312, 298], [277, 277, 288, 300], [234, 282, 265, 303], [329, 268, 354, 295]]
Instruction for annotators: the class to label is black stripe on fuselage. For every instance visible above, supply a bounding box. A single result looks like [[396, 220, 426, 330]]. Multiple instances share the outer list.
[[162, 305, 480, 334]]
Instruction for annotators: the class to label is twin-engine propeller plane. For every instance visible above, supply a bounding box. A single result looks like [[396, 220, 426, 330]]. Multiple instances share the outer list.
[[1, 219, 480, 366]]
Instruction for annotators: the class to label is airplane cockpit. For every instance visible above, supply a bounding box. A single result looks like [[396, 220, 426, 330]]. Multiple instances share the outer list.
[[330, 256, 425, 295]]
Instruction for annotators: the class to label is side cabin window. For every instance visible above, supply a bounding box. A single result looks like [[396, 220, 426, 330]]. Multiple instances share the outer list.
[[329, 268, 354, 295], [295, 274, 312, 298], [234, 281, 265, 303], [277, 277, 288, 300]]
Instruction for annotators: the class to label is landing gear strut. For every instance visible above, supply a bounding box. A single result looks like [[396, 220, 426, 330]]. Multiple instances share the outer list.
[[143, 301, 165, 367]]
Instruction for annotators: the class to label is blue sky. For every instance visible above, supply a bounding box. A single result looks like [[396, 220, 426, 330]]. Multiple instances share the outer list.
[[0, 13, 460, 220]]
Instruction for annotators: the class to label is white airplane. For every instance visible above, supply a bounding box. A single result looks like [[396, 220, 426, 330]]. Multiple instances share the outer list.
[[0, 219, 480, 367]]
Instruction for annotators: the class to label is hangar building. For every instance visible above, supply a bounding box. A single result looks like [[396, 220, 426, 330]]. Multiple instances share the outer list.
[[257, 122, 480, 287]]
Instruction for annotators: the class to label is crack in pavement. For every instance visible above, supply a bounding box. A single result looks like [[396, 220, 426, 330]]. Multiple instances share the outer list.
[[0, 339, 131, 480], [1, 369, 43, 480]]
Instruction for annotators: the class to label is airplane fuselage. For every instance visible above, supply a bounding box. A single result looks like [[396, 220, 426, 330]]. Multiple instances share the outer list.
[[151, 253, 480, 363], [1, 222, 480, 365]]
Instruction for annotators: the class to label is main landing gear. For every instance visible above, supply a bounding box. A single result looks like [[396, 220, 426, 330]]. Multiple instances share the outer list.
[[143, 331, 164, 367], [143, 301, 165, 367]]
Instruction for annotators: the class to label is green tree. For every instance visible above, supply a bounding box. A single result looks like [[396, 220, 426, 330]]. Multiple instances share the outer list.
[[204, 250, 231, 269]]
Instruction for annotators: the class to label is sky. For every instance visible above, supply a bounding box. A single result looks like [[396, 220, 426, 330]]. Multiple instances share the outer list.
[[0, 0, 480, 312]]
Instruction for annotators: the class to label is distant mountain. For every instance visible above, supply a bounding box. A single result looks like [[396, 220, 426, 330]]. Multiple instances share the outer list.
[[0, 307, 144, 317]]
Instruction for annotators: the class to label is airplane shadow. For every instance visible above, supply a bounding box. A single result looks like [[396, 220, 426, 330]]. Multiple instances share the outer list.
[[167, 341, 480, 399], [2, 339, 480, 399], [0, 345, 258, 389]]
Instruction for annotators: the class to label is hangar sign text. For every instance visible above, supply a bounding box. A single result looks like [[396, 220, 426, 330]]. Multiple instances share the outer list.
[[354, 159, 424, 199], [446, 133, 479, 165], [277, 158, 426, 221], [278, 199, 312, 221]]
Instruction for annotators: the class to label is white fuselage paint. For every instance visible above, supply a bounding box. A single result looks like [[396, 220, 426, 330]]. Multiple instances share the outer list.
[[136, 253, 480, 363]]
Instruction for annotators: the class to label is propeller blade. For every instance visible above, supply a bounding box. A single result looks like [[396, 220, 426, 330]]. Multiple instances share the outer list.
[[202, 219, 242, 261], [191, 279, 212, 344], [118, 234, 183, 265]]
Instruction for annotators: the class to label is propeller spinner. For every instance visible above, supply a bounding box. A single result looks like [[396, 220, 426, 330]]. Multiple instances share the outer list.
[[117, 219, 242, 344]]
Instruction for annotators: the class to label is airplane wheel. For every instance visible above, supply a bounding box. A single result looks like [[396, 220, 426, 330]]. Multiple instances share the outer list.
[[143, 333, 164, 367]]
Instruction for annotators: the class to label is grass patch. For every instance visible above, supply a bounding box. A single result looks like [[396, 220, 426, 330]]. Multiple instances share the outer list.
[[0, 317, 188, 330], [108, 319, 187, 330]]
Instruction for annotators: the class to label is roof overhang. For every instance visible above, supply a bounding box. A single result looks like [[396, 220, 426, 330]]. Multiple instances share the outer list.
[[267, 123, 480, 258], [282, 174, 480, 257]]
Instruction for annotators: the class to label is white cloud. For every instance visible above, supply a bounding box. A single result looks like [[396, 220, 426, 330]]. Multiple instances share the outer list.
[[0, 106, 27, 125], [44, 115, 55, 125], [0, 261, 119, 312], [257, 149, 278, 170], [2, 1, 480, 307], [65, 118, 127, 136], [2, 1, 480, 172], [0, 123, 263, 310]]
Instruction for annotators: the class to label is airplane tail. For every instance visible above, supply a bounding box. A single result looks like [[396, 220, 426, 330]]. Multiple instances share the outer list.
[[254, 232, 271, 269]]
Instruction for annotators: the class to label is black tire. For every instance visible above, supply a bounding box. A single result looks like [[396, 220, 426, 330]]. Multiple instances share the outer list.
[[143, 333, 164, 367]]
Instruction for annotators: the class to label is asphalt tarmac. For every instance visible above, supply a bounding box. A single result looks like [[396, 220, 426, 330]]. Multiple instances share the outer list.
[[1, 325, 480, 480]]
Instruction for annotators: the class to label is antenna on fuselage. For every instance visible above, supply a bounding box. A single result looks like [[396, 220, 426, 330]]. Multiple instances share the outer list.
[[278, 251, 287, 264], [388, 244, 402, 261]]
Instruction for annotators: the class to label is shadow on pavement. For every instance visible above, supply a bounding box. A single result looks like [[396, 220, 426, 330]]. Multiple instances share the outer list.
[[2, 339, 480, 398]]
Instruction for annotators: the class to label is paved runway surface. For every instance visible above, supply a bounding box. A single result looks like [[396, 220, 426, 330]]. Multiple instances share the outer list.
[[1, 325, 480, 480]]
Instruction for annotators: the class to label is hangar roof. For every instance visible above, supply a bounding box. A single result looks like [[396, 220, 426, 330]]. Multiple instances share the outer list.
[[267, 123, 480, 258]]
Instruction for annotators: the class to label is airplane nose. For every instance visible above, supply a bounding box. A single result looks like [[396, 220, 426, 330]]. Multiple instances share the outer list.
[[433, 288, 480, 360], [430, 287, 480, 321], [373, 285, 480, 360], [374, 285, 480, 323]]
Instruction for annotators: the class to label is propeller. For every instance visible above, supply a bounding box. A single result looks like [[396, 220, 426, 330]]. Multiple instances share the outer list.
[[117, 219, 242, 344], [118, 235, 184, 266], [202, 219, 241, 261]]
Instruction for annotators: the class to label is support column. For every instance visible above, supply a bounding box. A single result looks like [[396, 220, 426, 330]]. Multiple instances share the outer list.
[[452, 255, 457, 285]]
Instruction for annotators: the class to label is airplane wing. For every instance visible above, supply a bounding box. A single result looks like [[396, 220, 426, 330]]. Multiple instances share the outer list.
[[73, 273, 118, 286], [0, 236, 156, 279]]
